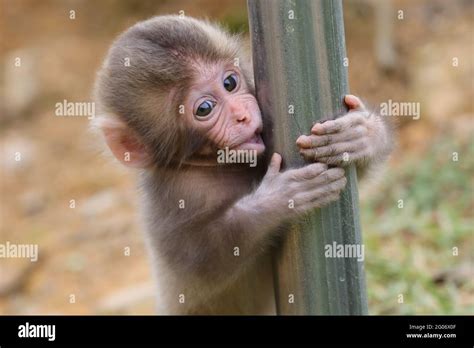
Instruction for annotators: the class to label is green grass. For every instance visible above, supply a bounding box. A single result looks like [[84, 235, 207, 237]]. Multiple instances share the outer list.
[[362, 134, 473, 314]]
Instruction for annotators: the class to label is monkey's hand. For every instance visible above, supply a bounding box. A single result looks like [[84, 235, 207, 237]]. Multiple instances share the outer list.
[[159, 153, 347, 285], [249, 153, 347, 217], [296, 95, 393, 171]]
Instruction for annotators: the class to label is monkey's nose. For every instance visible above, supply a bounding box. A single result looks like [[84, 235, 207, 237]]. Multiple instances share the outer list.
[[236, 114, 250, 123]]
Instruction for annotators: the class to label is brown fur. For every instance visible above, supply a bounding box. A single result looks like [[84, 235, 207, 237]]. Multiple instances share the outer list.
[[93, 15, 392, 314], [95, 16, 277, 313]]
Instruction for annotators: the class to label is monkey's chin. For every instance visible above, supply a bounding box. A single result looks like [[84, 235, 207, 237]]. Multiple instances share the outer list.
[[233, 134, 265, 154]]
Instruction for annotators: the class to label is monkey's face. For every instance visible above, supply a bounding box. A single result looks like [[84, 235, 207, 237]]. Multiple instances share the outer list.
[[184, 62, 265, 155]]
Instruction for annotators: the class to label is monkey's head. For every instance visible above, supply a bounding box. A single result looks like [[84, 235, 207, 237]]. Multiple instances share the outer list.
[[94, 15, 265, 169]]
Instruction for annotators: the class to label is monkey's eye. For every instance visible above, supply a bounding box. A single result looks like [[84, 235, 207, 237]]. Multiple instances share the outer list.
[[223, 74, 238, 92], [195, 100, 215, 118]]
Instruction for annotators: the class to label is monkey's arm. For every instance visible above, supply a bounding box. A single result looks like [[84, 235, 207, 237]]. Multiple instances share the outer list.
[[296, 95, 395, 178], [161, 154, 346, 284]]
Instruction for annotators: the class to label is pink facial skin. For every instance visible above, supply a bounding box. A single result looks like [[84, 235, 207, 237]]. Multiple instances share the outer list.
[[185, 63, 265, 155]]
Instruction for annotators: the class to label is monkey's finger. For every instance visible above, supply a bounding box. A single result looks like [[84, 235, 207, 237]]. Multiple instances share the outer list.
[[297, 193, 338, 212], [315, 176, 347, 197], [344, 94, 366, 111], [296, 125, 368, 149], [317, 148, 372, 166], [310, 191, 341, 208], [289, 162, 328, 181], [310, 177, 347, 200], [311, 112, 366, 135], [311, 168, 346, 187], [299, 138, 367, 161], [293, 167, 344, 190], [296, 177, 346, 208], [267, 153, 282, 175]]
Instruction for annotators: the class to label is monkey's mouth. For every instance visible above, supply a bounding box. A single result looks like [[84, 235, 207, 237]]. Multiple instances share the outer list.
[[233, 132, 265, 153]]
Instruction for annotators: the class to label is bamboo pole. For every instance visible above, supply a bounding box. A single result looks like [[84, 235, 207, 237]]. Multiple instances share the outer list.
[[248, 0, 368, 315]]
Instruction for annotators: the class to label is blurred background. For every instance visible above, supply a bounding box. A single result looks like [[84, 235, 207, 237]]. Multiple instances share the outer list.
[[0, 0, 472, 314]]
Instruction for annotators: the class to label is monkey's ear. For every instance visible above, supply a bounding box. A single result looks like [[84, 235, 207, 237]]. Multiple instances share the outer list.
[[95, 117, 152, 168]]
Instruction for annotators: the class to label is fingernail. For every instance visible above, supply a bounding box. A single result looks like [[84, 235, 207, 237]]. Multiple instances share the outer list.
[[296, 135, 306, 143]]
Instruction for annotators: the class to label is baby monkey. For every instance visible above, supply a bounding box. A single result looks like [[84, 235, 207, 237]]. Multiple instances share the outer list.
[[93, 15, 393, 314]]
